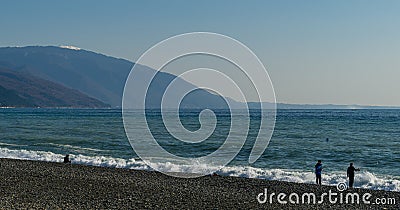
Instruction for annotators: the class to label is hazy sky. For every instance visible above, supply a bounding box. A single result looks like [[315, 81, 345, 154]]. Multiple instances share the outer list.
[[1, 0, 399, 106]]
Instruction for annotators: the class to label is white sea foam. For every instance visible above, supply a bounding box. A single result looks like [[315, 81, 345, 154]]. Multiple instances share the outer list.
[[216, 166, 400, 192], [0, 147, 150, 170], [0, 142, 26, 147], [0, 147, 398, 192]]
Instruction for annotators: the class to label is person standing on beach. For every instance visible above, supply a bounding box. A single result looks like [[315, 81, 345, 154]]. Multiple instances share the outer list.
[[347, 162, 360, 188], [315, 160, 323, 185]]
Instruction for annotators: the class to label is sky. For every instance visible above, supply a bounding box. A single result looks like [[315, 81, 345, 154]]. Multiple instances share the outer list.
[[1, 0, 399, 106]]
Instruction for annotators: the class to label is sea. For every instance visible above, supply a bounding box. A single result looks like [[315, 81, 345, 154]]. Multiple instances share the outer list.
[[0, 108, 399, 191]]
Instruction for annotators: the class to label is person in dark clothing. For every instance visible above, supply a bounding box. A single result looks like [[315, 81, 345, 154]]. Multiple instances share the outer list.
[[63, 154, 71, 163], [347, 162, 360, 188], [315, 160, 323, 185]]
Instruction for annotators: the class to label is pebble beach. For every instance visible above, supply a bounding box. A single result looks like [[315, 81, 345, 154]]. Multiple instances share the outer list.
[[0, 158, 398, 209]]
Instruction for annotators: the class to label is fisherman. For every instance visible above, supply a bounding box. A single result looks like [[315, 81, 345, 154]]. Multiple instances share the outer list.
[[347, 162, 360, 188], [315, 160, 323, 185]]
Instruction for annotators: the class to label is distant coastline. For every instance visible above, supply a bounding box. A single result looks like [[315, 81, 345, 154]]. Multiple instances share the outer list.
[[243, 102, 400, 110], [1, 104, 400, 109]]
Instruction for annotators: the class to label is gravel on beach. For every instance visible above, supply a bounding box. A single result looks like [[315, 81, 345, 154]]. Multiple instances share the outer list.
[[0, 158, 398, 209]]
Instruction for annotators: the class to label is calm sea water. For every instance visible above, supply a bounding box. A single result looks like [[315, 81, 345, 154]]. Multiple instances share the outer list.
[[0, 108, 399, 191]]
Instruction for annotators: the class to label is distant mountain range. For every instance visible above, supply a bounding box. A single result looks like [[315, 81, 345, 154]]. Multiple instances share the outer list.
[[0, 46, 230, 109], [0, 68, 108, 108], [0, 46, 131, 107], [0, 46, 398, 109]]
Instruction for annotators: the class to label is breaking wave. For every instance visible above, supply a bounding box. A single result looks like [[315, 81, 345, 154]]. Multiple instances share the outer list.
[[0, 147, 398, 192]]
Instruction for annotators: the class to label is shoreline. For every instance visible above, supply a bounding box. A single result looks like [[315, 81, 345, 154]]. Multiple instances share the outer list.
[[0, 158, 399, 209]]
